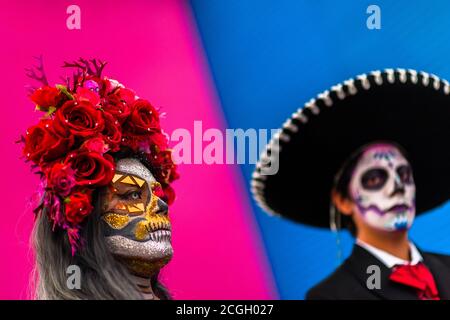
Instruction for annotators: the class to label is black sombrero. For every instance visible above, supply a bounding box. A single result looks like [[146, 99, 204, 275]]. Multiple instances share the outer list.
[[252, 69, 450, 228]]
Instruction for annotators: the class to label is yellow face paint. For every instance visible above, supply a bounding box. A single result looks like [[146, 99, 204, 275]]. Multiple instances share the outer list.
[[134, 192, 171, 241], [102, 170, 170, 241], [103, 213, 130, 229]]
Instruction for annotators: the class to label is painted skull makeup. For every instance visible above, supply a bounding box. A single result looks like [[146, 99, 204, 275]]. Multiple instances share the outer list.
[[102, 158, 173, 276], [349, 144, 416, 231]]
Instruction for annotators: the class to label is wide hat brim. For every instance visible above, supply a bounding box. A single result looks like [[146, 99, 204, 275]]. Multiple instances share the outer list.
[[252, 69, 450, 228]]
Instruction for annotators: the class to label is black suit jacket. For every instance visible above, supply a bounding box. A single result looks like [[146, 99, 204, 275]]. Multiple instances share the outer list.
[[306, 245, 450, 300]]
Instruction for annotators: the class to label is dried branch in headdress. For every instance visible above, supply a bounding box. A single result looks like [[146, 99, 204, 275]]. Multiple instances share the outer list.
[[60, 71, 85, 93], [63, 58, 107, 78], [90, 58, 107, 77], [25, 55, 49, 93], [62, 58, 107, 91]]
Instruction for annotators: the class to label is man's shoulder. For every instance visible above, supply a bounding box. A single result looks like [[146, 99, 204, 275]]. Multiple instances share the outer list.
[[305, 262, 362, 300], [422, 250, 450, 266]]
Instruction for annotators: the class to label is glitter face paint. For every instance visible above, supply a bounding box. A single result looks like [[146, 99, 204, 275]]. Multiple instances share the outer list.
[[102, 158, 173, 276], [349, 144, 416, 232]]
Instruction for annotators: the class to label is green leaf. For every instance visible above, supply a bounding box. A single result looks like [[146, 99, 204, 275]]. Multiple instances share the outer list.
[[56, 84, 74, 100], [46, 106, 56, 117]]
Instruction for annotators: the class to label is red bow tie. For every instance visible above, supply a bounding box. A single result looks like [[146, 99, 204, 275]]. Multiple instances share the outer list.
[[389, 262, 440, 300]]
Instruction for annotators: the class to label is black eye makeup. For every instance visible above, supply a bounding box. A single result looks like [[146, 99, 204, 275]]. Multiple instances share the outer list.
[[397, 164, 413, 184], [361, 168, 388, 190]]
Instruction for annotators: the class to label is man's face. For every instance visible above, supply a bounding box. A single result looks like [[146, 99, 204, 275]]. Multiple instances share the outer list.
[[349, 144, 416, 232], [101, 158, 172, 276]]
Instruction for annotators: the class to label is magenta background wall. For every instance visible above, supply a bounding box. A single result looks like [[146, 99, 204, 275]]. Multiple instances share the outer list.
[[0, 0, 276, 299]]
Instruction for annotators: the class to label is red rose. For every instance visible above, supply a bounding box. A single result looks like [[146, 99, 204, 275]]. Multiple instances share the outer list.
[[116, 87, 137, 105], [124, 132, 167, 154], [23, 119, 74, 164], [168, 165, 180, 183], [162, 184, 176, 205], [124, 99, 160, 135], [102, 112, 122, 152], [46, 163, 76, 197], [53, 100, 105, 138], [65, 191, 93, 225], [148, 132, 169, 151], [150, 150, 179, 185], [120, 133, 141, 151], [103, 78, 123, 95], [30, 86, 63, 111], [75, 87, 100, 106], [102, 94, 130, 124], [64, 150, 115, 187], [82, 137, 109, 154]]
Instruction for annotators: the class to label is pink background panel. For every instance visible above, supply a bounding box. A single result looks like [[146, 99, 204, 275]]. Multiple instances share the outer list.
[[0, 0, 276, 299]]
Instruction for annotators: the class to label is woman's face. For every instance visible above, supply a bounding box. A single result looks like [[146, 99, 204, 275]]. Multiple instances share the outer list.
[[100, 158, 173, 276], [349, 143, 416, 232]]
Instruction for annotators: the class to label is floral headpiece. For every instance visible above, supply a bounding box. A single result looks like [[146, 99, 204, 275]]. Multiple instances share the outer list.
[[22, 58, 179, 254]]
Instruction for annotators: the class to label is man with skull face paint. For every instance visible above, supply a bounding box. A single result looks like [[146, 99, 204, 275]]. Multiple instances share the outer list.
[[22, 59, 178, 299], [252, 69, 450, 299], [345, 143, 416, 232]]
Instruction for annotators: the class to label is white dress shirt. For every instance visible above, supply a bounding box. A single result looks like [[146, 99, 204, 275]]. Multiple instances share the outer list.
[[356, 238, 423, 268]]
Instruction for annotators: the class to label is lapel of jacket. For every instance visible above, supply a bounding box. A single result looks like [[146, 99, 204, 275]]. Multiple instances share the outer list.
[[421, 250, 450, 299], [344, 245, 419, 300]]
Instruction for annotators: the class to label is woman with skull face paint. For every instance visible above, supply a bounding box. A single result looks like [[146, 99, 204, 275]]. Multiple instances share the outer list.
[[252, 69, 450, 300], [22, 59, 179, 299]]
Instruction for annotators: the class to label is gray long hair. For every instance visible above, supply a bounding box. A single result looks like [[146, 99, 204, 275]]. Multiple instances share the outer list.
[[31, 189, 170, 300]]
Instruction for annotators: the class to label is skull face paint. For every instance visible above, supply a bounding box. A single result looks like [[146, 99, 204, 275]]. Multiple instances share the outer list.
[[349, 144, 416, 232], [101, 158, 172, 276]]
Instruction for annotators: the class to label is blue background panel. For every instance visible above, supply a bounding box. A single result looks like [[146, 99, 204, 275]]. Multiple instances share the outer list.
[[190, 0, 450, 298]]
